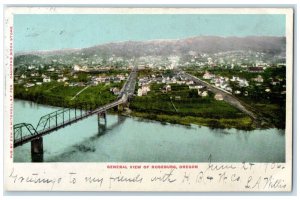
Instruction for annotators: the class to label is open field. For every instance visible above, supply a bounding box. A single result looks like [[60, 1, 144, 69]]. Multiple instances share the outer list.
[[129, 83, 254, 130]]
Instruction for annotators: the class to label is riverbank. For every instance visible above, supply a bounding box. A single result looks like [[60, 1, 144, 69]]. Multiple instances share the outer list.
[[14, 82, 121, 110], [130, 111, 254, 130], [128, 83, 258, 130], [14, 99, 285, 162], [15, 94, 256, 130], [14, 82, 269, 131]]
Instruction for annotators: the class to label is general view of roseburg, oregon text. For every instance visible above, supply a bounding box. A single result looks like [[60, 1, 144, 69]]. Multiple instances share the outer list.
[[12, 14, 287, 163]]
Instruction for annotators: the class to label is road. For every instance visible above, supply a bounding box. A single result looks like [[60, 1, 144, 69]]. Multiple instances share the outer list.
[[118, 67, 137, 98], [71, 85, 90, 100], [179, 71, 257, 120]]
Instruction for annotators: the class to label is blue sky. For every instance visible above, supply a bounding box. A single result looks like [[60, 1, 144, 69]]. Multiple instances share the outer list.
[[14, 14, 286, 53]]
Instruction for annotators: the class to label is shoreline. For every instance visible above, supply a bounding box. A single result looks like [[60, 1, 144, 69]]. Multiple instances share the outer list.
[[130, 111, 256, 131], [14, 98, 275, 131]]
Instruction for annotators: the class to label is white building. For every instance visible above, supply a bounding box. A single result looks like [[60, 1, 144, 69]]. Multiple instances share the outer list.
[[137, 85, 151, 96], [253, 75, 264, 83], [198, 90, 208, 97], [43, 77, 51, 83], [137, 88, 143, 96], [201, 91, 208, 97], [203, 71, 214, 79], [162, 85, 172, 93], [57, 77, 69, 83], [47, 67, 55, 72], [176, 80, 185, 85], [142, 85, 151, 93], [214, 93, 223, 101], [73, 64, 81, 71], [238, 79, 249, 87], [225, 87, 233, 93], [189, 84, 203, 90], [24, 83, 35, 88], [186, 80, 194, 85]]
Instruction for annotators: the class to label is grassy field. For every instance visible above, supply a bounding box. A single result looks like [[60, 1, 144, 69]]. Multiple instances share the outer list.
[[14, 82, 122, 109], [131, 111, 253, 130], [187, 67, 286, 129], [15, 81, 259, 130], [239, 98, 286, 129], [129, 83, 254, 130]]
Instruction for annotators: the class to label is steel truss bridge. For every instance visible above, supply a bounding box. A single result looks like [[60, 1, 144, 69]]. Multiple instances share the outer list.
[[13, 68, 137, 148]]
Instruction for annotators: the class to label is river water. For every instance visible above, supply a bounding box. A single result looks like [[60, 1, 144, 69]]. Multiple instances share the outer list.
[[13, 99, 285, 162]]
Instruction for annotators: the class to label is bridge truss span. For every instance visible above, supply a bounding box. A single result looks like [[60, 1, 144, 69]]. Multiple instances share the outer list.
[[13, 67, 138, 148]]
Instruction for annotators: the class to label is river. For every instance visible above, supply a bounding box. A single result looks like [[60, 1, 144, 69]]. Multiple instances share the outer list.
[[13, 99, 285, 162]]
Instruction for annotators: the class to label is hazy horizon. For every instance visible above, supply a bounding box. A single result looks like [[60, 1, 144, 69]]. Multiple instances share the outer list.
[[15, 35, 286, 55], [14, 14, 286, 53]]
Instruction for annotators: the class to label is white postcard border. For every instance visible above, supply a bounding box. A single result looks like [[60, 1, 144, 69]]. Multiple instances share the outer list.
[[3, 7, 294, 192]]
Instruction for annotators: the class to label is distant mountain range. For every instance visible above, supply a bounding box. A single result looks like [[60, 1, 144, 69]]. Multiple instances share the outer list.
[[14, 36, 286, 66]]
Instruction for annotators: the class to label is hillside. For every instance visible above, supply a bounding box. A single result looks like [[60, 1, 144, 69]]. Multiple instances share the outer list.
[[14, 36, 286, 67]]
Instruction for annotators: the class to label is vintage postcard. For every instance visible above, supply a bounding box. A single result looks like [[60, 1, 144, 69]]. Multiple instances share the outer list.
[[3, 7, 293, 191]]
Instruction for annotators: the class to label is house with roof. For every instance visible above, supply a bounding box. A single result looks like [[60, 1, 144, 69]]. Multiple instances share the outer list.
[[189, 84, 203, 90], [110, 87, 120, 95], [43, 77, 51, 83], [162, 85, 172, 93], [214, 93, 223, 101], [203, 71, 214, 79], [24, 83, 35, 88], [198, 90, 208, 97], [253, 75, 264, 83]]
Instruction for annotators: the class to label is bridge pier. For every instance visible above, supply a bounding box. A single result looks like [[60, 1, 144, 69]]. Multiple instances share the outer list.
[[117, 104, 124, 112], [113, 106, 118, 112], [31, 137, 44, 162], [118, 102, 129, 112], [98, 111, 107, 134], [14, 69, 137, 158]]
